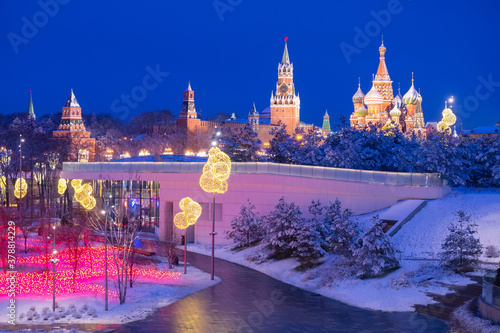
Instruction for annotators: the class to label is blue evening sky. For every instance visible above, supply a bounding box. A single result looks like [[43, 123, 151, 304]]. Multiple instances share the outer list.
[[1, 0, 499, 130]]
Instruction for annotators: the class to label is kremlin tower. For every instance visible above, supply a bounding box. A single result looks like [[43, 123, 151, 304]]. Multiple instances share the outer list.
[[350, 40, 425, 134], [270, 37, 301, 134], [53, 89, 95, 162]]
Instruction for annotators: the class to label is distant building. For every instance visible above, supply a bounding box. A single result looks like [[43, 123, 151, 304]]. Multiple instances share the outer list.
[[53, 90, 96, 162], [175, 39, 316, 150], [322, 110, 331, 135], [462, 125, 500, 137], [28, 90, 35, 120], [350, 41, 425, 135]]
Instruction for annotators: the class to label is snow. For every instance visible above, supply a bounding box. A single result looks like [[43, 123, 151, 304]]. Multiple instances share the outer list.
[[392, 190, 500, 260], [186, 243, 472, 312], [0, 259, 219, 325], [379, 199, 425, 221]]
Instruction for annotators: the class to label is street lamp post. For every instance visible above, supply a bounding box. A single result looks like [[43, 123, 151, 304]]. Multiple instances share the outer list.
[[48, 225, 59, 312], [199, 146, 231, 281], [19, 135, 24, 224], [101, 209, 109, 311]]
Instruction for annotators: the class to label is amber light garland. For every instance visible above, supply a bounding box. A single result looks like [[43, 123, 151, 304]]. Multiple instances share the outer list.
[[199, 147, 231, 194], [174, 197, 202, 230], [71, 179, 96, 210], [437, 106, 457, 135], [1, 246, 181, 298], [58, 178, 67, 195], [14, 178, 27, 199]]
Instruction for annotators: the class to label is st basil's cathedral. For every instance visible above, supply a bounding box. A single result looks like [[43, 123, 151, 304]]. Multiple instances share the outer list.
[[350, 40, 426, 135]]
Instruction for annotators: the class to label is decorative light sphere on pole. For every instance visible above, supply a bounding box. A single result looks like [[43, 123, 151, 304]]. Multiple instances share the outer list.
[[14, 178, 27, 199], [199, 146, 231, 280], [174, 197, 202, 274], [57, 178, 67, 195]]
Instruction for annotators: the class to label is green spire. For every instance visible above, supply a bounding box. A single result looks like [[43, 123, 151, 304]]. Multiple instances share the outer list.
[[28, 90, 35, 120], [322, 110, 331, 134], [282, 40, 290, 65]]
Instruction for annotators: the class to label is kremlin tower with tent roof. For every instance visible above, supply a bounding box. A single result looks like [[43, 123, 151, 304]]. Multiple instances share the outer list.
[[53, 89, 96, 162], [350, 40, 426, 135]]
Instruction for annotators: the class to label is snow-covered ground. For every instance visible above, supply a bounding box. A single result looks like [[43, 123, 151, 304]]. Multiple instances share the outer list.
[[392, 190, 500, 261], [185, 190, 500, 312], [186, 242, 472, 312], [0, 257, 219, 325]]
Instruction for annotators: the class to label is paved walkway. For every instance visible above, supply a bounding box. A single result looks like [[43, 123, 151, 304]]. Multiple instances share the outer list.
[[1, 249, 449, 332], [110, 251, 448, 333]]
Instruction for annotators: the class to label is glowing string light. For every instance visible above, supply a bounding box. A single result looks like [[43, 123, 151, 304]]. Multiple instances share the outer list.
[[174, 197, 202, 229], [199, 147, 231, 194], [0, 246, 181, 298], [58, 178, 67, 195], [14, 178, 27, 199]]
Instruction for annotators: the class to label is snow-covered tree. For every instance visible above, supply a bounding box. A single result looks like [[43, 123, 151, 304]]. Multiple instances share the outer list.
[[292, 218, 326, 261], [267, 123, 295, 164], [441, 210, 483, 270], [225, 200, 265, 247], [353, 216, 400, 278], [219, 124, 261, 162], [264, 197, 303, 259], [264, 197, 325, 261], [324, 199, 358, 256], [293, 128, 325, 166]]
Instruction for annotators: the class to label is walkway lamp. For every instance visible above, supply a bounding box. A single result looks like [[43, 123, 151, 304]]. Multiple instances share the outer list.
[[174, 197, 202, 274], [199, 147, 231, 280]]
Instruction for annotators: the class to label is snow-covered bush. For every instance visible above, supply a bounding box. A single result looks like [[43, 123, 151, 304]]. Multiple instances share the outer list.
[[485, 245, 499, 258], [225, 200, 265, 247], [319, 256, 358, 285], [87, 307, 97, 318], [441, 210, 483, 270], [352, 216, 400, 278], [450, 299, 500, 333]]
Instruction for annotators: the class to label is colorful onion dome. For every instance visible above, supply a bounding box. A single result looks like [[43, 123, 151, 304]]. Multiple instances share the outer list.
[[394, 93, 403, 108], [389, 105, 401, 118], [352, 85, 365, 104], [403, 78, 419, 106], [355, 106, 368, 117], [364, 84, 383, 105]]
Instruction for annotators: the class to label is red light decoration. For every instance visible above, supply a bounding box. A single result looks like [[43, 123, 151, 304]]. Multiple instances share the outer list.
[[0, 246, 180, 298]]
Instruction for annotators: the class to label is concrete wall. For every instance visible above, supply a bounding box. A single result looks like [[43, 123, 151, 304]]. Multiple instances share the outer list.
[[61, 162, 451, 245]]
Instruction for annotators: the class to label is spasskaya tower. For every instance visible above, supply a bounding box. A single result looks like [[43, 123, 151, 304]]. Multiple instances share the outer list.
[[270, 37, 301, 133]]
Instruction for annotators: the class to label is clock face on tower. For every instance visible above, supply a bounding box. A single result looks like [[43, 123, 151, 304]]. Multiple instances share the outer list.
[[279, 83, 289, 94]]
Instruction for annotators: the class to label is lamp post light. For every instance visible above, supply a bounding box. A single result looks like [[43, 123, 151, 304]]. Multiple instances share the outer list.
[[19, 135, 24, 223], [199, 147, 231, 280], [101, 209, 109, 311], [48, 225, 59, 312]]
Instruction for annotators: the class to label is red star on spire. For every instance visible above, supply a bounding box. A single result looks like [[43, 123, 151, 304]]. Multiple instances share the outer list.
[[285, 36, 288, 42]]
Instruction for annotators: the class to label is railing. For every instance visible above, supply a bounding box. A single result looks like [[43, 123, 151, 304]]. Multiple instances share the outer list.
[[62, 162, 447, 187], [482, 272, 500, 307]]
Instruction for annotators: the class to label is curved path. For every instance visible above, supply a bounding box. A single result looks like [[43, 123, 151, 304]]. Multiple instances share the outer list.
[[1, 250, 449, 332], [110, 250, 448, 333]]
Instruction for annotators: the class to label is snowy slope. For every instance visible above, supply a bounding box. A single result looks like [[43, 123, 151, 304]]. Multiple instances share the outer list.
[[392, 190, 500, 260]]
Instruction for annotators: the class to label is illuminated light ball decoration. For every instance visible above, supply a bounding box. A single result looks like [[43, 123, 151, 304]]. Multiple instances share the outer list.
[[0, 176, 6, 197], [174, 197, 202, 230], [58, 178, 67, 195], [199, 147, 231, 194], [14, 178, 28, 199], [437, 107, 456, 135], [71, 179, 96, 210], [381, 120, 396, 136], [0, 246, 181, 298]]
